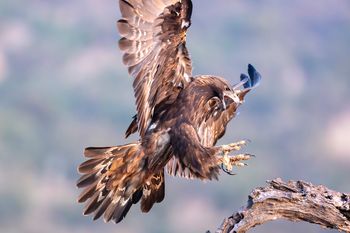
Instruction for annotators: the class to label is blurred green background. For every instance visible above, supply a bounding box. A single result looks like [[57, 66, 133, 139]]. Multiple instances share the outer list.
[[0, 0, 349, 232]]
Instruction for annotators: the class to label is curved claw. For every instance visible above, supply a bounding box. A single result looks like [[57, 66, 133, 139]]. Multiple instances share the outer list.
[[221, 164, 236, 176]]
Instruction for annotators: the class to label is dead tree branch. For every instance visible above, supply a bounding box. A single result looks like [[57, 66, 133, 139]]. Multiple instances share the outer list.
[[212, 178, 350, 233]]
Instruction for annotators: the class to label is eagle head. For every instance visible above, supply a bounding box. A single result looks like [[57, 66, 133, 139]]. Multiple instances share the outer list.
[[207, 64, 262, 110]]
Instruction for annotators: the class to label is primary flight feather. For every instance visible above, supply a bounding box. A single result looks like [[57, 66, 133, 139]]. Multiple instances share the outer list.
[[77, 0, 261, 223]]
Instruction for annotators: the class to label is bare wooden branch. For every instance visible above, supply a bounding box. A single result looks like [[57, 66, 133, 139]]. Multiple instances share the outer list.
[[212, 178, 350, 233]]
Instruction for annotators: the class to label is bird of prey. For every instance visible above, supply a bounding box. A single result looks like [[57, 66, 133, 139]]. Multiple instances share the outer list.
[[77, 0, 261, 224]]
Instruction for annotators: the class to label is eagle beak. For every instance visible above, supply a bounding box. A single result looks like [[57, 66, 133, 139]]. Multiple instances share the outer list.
[[222, 90, 241, 109]]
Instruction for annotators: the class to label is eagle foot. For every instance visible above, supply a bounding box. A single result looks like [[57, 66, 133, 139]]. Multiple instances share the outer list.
[[219, 139, 251, 155], [219, 153, 254, 175]]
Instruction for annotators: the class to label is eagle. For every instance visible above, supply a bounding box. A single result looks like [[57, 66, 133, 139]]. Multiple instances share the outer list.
[[77, 0, 261, 224]]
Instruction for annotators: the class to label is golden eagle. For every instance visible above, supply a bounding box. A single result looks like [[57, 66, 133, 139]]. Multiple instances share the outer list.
[[77, 0, 261, 223]]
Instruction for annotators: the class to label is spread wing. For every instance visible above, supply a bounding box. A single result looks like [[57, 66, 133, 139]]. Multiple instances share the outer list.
[[118, 0, 193, 137]]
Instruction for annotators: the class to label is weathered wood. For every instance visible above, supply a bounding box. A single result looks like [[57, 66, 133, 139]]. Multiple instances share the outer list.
[[212, 178, 350, 233]]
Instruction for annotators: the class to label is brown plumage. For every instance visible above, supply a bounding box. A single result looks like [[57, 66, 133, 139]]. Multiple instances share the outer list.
[[77, 0, 261, 224]]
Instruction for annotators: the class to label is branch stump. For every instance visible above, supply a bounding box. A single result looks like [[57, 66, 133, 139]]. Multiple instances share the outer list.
[[213, 178, 350, 233]]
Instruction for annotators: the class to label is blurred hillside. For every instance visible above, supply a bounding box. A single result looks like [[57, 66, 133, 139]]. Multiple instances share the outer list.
[[0, 0, 349, 233]]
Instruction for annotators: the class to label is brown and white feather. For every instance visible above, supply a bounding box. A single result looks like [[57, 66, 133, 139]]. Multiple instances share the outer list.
[[118, 0, 193, 136]]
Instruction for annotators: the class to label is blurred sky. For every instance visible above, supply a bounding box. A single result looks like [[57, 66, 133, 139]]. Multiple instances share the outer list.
[[0, 0, 350, 233]]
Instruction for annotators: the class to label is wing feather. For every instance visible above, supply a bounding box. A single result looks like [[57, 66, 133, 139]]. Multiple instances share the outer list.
[[118, 0, 193, 136]]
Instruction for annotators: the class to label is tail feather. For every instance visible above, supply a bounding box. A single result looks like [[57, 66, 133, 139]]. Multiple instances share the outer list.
[[77, 173, 99, 188], [83, 191, 102, 216], [104, 199, 118, 222], [93, 192, 113, 220], [112, 198, 133, 223], [77, 143, 165, 223], [141, 171, 165, 213], [78, 182, 97, 203], [78, 158, 105, 174], [84, 146, 115, 158], [132, 188, 143, 204], [77, 144, 143, 222], [106, 189, 142, 223]]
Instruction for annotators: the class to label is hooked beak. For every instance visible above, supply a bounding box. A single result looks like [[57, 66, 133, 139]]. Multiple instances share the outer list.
[[221, 64, 262, 110], [222, 90, 241, 109]]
